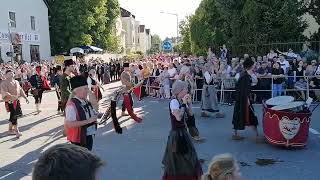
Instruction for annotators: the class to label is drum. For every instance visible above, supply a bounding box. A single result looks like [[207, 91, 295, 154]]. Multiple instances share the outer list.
[[263, 102, 312, 148], [271, 101, 305, 112], [265, 96, 294, 107]]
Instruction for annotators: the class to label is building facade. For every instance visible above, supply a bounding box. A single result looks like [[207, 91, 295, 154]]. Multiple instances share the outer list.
[[115, 17, 126, 55], [0, 0, 51, 63], [120, 7, 151, 55]]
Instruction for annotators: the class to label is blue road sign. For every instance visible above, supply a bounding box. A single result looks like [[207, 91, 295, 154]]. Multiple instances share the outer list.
[[162, 41, 172, 51]]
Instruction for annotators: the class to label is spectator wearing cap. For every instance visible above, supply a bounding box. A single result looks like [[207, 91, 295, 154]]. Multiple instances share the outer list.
[[64, 76, 98, 150]]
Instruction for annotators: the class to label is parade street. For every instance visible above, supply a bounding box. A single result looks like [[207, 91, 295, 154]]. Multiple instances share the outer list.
[[0, 81, 320, 180]]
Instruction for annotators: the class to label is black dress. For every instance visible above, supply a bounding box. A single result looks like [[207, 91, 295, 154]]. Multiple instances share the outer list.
[[232, 71, 258, 130], [162, 99, 202, 180]]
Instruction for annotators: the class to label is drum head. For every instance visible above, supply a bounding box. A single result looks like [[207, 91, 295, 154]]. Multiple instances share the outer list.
[[271, 101, 305, 111], [266, 96, 294, 106]]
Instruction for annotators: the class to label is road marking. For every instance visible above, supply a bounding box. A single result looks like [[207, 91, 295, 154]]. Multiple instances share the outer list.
[[309, 128, 320, 135], [0, 171, 16, 179], [192, 106, 201, 109]]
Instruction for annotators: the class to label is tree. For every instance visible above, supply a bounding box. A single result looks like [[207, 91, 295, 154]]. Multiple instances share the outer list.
[[179, 16, 192, 54], [309, 0, 320, 40], [188, 0, 308, 56], [49, 0, 120, 54], [148, 35, 162, 54], [189, 0, 224, 55], [309, 0, 320, 25]]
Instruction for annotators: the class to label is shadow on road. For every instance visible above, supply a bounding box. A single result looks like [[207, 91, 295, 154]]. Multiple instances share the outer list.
[[0, 126, 64, 179], [19, 114, 61, 134], [10, 125, 64, 149]]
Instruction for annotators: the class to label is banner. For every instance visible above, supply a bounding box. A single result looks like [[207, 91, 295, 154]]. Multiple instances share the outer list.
[[55, 55, 65, 65], [0, 31, 40, 42]]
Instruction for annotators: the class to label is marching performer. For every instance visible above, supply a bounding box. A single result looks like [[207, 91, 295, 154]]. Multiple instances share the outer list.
[[1, 69, 29, 138], [52, 65, 63, 112], [232, 58, 259, 140], [64, 76, 97, 151], [60, 60, 75, 112], [29, 66, 51, 113], [120, 62, 142, 123], [201, 63, 224, 118], [86, 69, 104, 112], [162, 80, 203, 180]]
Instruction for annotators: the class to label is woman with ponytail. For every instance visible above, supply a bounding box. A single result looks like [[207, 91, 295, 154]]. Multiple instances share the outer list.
[[202, 154, 241, 180]]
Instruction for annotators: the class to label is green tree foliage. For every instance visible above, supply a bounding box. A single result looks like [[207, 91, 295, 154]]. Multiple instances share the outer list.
[[309, 0, 320, 24], [49, 0, 120, 54], [148, 35, 162, 54], [188, 0, 308, 55], [309, 0, 320, 40], [179, 16, 192, 54]]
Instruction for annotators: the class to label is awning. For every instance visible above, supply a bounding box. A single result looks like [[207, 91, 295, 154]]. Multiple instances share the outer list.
[[79, 46, 103, 52], [70, 47, 84, 54]]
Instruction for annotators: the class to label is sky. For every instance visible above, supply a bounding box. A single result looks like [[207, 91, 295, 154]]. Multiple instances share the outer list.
[[119, 0, 202, 40]]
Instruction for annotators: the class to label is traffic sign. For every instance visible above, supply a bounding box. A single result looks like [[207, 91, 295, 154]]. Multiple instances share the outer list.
[[162, 41, 172, 51]]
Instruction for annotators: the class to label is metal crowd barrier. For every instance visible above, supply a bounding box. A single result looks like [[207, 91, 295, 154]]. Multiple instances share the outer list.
[[137, 75, 320, 104]]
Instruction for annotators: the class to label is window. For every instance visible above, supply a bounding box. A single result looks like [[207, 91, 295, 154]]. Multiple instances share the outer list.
[[9, 12, 16, 28], [31, 16, 35, 30], [138, 38, 139, 44], [30, 45, 40, 62]]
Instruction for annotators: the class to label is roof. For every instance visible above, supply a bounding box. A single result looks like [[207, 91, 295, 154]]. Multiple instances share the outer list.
[[120, 7, 135, 18], [43, 0, 49, 8], [42, 0, 53, 13]]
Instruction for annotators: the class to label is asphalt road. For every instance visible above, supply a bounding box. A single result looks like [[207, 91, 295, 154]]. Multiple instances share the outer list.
[[0, 81, 320, 180]]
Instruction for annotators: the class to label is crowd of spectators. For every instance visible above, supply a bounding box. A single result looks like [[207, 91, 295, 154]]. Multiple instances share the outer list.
[[126, 47, 320, 104]]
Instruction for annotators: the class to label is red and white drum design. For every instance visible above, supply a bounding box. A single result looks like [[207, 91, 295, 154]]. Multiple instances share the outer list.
[[263, 105, 312, 148]]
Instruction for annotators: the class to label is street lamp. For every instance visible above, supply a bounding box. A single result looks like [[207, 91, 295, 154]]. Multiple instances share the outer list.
[[8, 19, 14, 63], [160, 11, 179, 44]]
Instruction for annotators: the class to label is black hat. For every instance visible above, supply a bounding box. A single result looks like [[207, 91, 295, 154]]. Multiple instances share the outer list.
[[64, 59, 74, 67], [70, 76, 88, 90], [243, 58, 255, 70], [123, 63, 129, 67]]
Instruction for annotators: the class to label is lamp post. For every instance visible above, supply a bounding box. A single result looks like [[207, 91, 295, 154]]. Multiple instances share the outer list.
[[160, 11, 179, 45], [7, 19, 14, 63]]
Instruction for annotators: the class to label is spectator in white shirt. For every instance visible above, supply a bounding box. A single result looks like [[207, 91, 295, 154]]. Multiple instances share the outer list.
[[267, 49, 278, 60], [277, 56, 289, 74]]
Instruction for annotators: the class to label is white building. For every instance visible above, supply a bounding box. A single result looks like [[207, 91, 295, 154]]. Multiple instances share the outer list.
[[115, 17, 126, 55], [0, 0, 51, 63], [121, 8, 136, 54], [120, 7, 151, 55], [136, 25, 152, 54]]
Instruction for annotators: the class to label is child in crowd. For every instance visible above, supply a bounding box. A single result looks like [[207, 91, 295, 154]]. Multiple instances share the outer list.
[[202, 153, 241, 180]]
